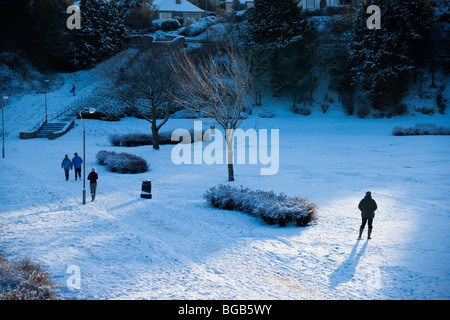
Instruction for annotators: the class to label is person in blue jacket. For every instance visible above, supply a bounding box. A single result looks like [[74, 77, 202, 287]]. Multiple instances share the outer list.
[[61, 155, 72, 181], [72, 152, 83, 180]]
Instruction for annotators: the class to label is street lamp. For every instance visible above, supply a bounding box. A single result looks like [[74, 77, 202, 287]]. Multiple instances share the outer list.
[[1, 96, 8, 159], [79, 107, 96, 204]]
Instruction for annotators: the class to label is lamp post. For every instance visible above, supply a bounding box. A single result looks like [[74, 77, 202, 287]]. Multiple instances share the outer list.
[[79, 108, 96, 204], [1, 96, 8, 159]]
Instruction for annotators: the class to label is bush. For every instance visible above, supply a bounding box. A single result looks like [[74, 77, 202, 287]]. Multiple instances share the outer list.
[[293, 106, 311, 116], [204, 185, 317, 227], [392, 126, 450, 136], [109, 129, 210, 147], [394, 102, 408, 115], [96, 150, 149, 174], [341, 91, 355, 115], [179, 16, 217, 37], [161, 19, 181, 31], [420, 107, 435, 115], [320, 103, 330, 114], [0, 252, 57, 300], [355, 94, 371, 119]]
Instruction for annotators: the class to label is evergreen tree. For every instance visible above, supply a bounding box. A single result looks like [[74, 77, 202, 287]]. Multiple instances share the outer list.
[[117, 0, 154, 29], [247, 0, 316, 97], [232, 0, 243, 11], [350, 0, 434, 109], [69, 0, 126, 70]]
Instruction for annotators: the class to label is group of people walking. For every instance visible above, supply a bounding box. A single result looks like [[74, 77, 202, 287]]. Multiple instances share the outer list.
[[61, 153, 82, 181], [61, 153, 98, 201]]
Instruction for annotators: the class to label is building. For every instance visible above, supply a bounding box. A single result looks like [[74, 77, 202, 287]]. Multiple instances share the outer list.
[[301, 0, 359, 10], [224, 0, 254, 13], [152, 0, 205, 21]]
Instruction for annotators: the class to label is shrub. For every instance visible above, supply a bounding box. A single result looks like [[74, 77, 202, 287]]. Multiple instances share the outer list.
[[392, 126, 450, 136], [394, 102, 408, 115], [108, 130, 210, 147], [204, 185, 317, 227], [355, 94, 371, 119], [341, 91, 355, 115], [0, 252, 57, 300], [179, 16, 217, 37], [96, 150, 149, 174], [420, 107, 435, 115], [294, 106, 311, 116], [161, 19, 181, 31], [320, 103, 330, 114]]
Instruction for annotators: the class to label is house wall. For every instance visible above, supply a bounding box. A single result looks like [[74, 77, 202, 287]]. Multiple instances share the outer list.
[[301, 0, 357, 10], [151, 11, 205, 21], [225, 1, 254, 13]]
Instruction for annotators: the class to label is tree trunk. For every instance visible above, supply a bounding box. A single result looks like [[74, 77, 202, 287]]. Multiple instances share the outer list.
[[226, 133, 234, 181], [152, 123, 160, 150], [228, 163, 234, 182]]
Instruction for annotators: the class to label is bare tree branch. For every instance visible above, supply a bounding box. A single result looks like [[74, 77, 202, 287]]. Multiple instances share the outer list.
[[169, 40, 253, 181]]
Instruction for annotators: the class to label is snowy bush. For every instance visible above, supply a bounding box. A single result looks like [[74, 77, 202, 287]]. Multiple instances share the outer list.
[[294, 106, 311, 116], [392, 126, 450, 136], [204, 185, 317, 227], [96, 150, 149, 174], [109, 129, 210, 147], [161, 19, 181, 31], [179, 16, 217, 37], [0, 252, 57, 300], [152, 19, 165, 30]]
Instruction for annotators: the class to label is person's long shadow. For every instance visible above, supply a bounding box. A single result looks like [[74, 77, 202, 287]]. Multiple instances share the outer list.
[[329, 239, 369, 288]]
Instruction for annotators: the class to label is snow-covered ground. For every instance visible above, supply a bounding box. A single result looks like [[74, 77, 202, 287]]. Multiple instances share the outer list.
[[0, 66, 449, 300]]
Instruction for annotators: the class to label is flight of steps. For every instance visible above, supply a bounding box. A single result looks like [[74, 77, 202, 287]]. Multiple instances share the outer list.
[[35, 122, 67, 138]]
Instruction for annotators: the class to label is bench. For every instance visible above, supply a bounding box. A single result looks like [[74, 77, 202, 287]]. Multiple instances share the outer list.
[[415, 123, 436, 128]]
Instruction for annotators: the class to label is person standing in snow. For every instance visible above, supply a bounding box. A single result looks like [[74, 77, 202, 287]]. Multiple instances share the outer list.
[[358, 191, 378, 239], [87, 167, 98, 201], [72, 152, 83, 180], [61, 154, 72, 181], [70, 85, 75, 96]]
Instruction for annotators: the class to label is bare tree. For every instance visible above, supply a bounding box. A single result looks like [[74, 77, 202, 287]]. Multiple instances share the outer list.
[[99, 48, 176, 149], [170, 42, 253, 181]]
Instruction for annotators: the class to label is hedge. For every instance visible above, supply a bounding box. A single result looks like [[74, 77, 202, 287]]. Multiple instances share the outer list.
[[96, 150, 149, 174], [392, 126, 450, 136], [204, 184, 317, 227]]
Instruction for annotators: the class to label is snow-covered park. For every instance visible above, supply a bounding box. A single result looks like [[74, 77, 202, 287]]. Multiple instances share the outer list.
[[0, 66, 449, 300]]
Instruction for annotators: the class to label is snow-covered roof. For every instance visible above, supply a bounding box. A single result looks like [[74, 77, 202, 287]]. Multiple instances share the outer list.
[[153, 0, 205, 13]]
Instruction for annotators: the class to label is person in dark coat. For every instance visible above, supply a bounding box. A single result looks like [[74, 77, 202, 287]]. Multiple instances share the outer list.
[[61, 154, 72, 181], [358, 191, 378, 239], [72, 152, 83, 180], [87, 167, 98, 201], [70, 85, 76, 96]]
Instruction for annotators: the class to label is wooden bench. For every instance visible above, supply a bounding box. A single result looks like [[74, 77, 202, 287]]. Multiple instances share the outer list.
[[415, 123, 436, 128]]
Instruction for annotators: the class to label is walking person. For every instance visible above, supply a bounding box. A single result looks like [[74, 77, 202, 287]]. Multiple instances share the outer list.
[[70, 85, 76, 96], [61, 154, 72, 181], [87, 167, 98, 201], [72, 152, 83, 180], [358, 191, 378, 239]]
